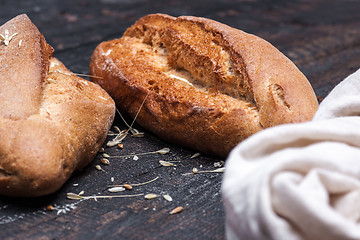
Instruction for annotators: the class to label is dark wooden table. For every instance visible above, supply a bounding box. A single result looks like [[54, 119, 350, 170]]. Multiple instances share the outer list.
[[1, 0, 360, 239]]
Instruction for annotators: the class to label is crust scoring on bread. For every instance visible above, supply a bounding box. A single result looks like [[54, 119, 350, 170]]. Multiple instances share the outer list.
[[90, 13, 318, 157], [0, 15, 115, 197]]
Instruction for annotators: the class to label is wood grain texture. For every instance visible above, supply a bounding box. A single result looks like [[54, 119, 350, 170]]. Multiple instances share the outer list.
[[1, 0, 360, 239]]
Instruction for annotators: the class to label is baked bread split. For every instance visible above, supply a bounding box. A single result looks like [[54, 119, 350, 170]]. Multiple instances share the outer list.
[[0, 14, 115, 197], [90, 13, 318, 157]]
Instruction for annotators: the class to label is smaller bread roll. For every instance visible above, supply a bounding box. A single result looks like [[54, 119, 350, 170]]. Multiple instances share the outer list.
[[0, 15, 115, 197], [90, 14, 318, 157]]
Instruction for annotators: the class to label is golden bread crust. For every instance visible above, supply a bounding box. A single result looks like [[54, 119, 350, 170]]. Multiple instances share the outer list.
[[90, 13, 318, 157], [0, 15, 115, 197]]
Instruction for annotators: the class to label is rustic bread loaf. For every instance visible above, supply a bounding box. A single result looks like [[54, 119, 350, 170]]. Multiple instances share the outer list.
[[0, 14, 115, 197], [90, 13, 318, 157]]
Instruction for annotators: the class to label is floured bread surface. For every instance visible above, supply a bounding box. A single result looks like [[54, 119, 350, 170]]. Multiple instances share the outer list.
[[0, 15, 115, 197], [0, 14, 53, 120], [90, 13, 318, 157]]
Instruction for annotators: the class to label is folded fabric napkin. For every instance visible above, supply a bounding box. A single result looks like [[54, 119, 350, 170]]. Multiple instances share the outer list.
[[222, 69, 360, 240]]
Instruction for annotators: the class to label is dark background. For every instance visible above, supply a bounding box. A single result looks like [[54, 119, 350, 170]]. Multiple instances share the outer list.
[[1, 0, 360, 239]]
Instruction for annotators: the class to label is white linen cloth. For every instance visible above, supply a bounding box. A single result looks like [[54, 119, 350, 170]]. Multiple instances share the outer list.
[[222, 69, 360, 240]]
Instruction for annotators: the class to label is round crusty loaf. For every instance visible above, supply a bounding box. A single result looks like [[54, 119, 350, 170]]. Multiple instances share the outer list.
[[0, 15, 115, 197], [90, 13, 318, 157]]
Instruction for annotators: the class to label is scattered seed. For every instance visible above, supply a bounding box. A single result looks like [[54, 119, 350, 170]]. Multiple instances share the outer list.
[[156, 148, 170, 155], [108, 94, 148, 146], [163, 194, 173, 202], [111, 177, 115, 182], [117, 144, 124, 149], [102, 153, 110, 158], [66, 193, 83, 200], [130, 128, 144, 137], [73, 183, 79, 187], [111, 147, 170, 158], [145, 193, 158, 200], [190, 153, 201, 159], [170, 206, 183, 214], [99, 147, 105, 153], [193, 168, 199, 174], [132, 132, 145, 137], [108, 186, 125, 193], [95, 165, 105, 172], [133, 155, 139, 161], [78, 190, 85, 195], [214, 161, 225, 168], [107, 131, 127, 147], [159, 160, 175, 167], [129, 127, 139, 135], [46, 205, 54, 211], [100, 158, 110, 165], [212, 167, 225, 173], [124, 184, 133, 190]]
